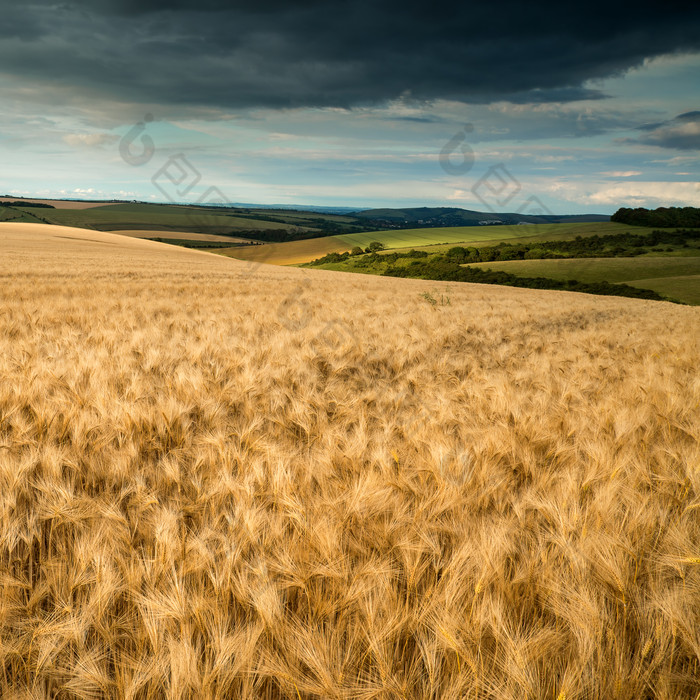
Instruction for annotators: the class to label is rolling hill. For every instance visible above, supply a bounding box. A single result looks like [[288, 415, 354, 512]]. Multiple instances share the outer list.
[[469, 255, 700, 305], [0, 222, 698, 697], [219, 222, 666, 266], [0, 197, 611, 243], [354, 206, 610, 227]]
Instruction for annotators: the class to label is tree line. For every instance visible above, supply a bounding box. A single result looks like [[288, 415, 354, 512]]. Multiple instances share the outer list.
[[303, 228, 697, 303], [441, 229, 699, 264], [383, 259, 671, 302], [0, 201, 55, 209], [611, 206, 700, 228], [307, 241, 386, 265], [308, 228, 698, 268]]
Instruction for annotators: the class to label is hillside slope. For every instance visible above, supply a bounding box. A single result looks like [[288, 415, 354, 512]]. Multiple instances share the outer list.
[[469, 256, 700, 305], [0, 223, 699, 698], [355, 206, 610, 226], [220, 221, 663, 266]]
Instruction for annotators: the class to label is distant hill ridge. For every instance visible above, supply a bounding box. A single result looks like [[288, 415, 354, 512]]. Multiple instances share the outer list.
[[2, 195, 609, 226], [354, 206, 610, 228]]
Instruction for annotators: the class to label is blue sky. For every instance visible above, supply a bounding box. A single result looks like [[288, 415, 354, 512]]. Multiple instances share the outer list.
[[2, 42, 698, 213]]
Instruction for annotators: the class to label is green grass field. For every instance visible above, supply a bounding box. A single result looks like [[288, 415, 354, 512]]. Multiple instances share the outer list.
[[11, 200, 697, 304], [14, 203, 307, 234], [223, 222, 671, 266], [246, 208, 359, 224], [332, 222, 658, 250], [623, 276, 700, 305], [6, 208, 647, 260], [0, 208, 39, 224], [469, 255, 700, 305], [13, 202, 373, 236]]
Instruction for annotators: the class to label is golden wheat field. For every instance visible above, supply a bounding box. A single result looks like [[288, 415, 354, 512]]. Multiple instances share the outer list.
[[1, 222, 699, 699]]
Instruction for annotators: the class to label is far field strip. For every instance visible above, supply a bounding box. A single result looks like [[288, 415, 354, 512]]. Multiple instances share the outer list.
[[5, 202, 317, 234], [37, 204, 296, 232], [0, 197, 111, 210], [109, 229, 251, 243]]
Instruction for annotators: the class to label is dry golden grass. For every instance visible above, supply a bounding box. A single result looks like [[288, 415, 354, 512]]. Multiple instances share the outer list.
[[1, 222, 699, 699]]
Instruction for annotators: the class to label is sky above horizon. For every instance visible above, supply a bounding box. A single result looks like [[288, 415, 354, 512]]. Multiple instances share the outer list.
[[1, 1, 699, 214]]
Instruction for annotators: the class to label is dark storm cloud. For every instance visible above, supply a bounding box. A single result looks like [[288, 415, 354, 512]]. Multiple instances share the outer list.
[[504, 88, 612, 104], [627, 111, 700, 150], [676, 111, 700, 122], [391, 115, 449, 124], [1, 1, 699, 111]]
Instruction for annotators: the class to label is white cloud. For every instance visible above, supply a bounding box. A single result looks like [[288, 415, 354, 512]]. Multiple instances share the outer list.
[[62, 133, 120, 148], [649, 155, 700, 165], [601, 170, 642, 177], [548, 181, 700, 207], [535, 155, 576, 163]]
